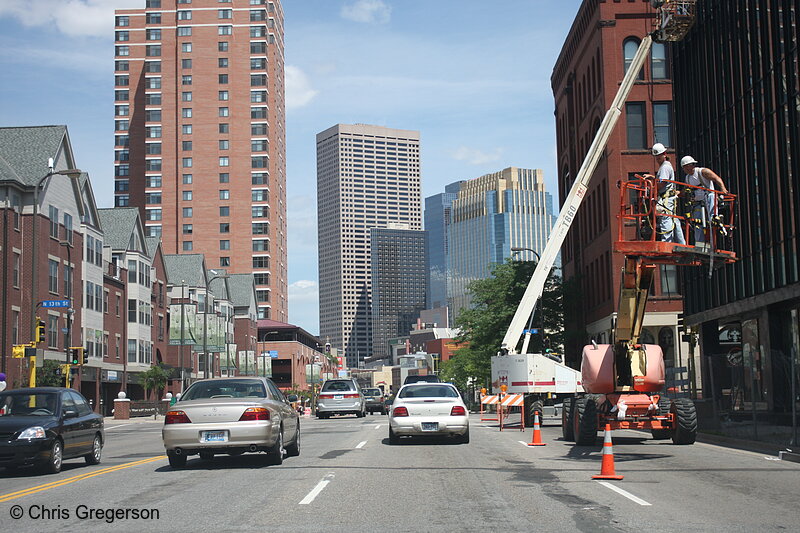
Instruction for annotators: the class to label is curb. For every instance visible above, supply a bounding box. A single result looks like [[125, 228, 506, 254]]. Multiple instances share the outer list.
[[696, 431, 789, 456]]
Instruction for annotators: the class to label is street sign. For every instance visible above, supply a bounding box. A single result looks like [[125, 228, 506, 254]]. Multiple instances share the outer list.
[[41, 300, 70, 308], [524, 328, 540, 334], [269, 350, 278, 358]]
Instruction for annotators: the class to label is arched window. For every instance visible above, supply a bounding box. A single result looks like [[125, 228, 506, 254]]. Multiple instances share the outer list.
[[651, 42, 669, 79], [623, 38, 644, 80]]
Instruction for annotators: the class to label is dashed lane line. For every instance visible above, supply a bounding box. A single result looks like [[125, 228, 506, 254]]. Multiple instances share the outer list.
[[355, 441, 367, 449], [596, 481, 652, 506], [299, 473, 335, 505]]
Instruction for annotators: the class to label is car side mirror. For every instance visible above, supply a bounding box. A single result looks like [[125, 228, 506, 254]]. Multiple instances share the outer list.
[[63, 409, 79, 419], [287, 394, 298, 403]]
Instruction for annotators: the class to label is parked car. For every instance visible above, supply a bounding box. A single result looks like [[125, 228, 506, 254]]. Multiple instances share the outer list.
[[388, 383, 469, 444], [0, 387, 104, 474], [317, 379, 365, 418], [162, 377, 300, 469], [403, 375, 442, 385], [362, 388, 385, 415]]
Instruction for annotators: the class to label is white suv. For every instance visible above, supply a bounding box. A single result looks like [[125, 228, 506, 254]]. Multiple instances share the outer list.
[[317, 379, 365, 419]]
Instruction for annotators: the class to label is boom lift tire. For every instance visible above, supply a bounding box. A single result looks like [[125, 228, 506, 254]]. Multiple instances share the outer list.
[[651, 395, 672, 440], [670, 398, 697, 445], [530, 400, 545, 428], [573, 395, 599, 445], [562, 397, 575, 442]]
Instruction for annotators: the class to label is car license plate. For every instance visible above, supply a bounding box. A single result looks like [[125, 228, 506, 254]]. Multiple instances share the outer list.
[[202, 431, 228, 442], [421, 422, 439, 432], [334, 394, 343, 400]]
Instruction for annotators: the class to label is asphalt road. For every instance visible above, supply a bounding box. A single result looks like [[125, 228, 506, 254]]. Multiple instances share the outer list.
[[1, 414, 799, 532]]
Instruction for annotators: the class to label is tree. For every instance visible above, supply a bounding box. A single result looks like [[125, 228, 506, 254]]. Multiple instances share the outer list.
[[37, 360, 65, 387], [442, 259, 564, 391], [140, 364, 168, 417]]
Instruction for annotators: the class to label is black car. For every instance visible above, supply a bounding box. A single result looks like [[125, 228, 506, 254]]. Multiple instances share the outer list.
[[403, 375, 442, 385], [0, 387, 104, 474]]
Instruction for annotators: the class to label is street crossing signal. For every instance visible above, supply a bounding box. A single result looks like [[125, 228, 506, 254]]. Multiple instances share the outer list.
[[69, 347, 85, 366], [36, 318, 46, 343], [12, 345, 26, 358]]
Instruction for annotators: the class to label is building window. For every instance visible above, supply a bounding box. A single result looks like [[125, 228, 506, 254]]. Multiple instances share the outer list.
[[219, 173, 230, 183], [251, 156, 268, 168], [252, 239, 269, 252], [146, 209, 162, 221], [49, 205, 59, 238], [653, 102, 672, 148], [182, 108, 192, 118], [177, 26, 192, 36], [250, 74, 266, 86], [252, 222, 268, 234], [145, 109, 161, 122], [219, 157, 229, 167], [115, 75, 129, 86], [115, 60, 129, 71], [146, 29, 161, 40], [218, 41, 229, 52], [182, 91, 192, 102], [177, 10, 192, 20], [251, 123, 268, 135], [146, 13, 161, 24], [116, 15, 129, 26], [115, 120, 129, 132], [219, 140, 229, 150], [219, 240, 230, 250], [220, 206, 230, 217], [183, 207, 193, 217], [145, 93, 161, 105], [145, 192, 161, 204], [12, 252, 20, 288], [183, 241, 193, 251], [182, 157, 193, 168], [250, 42, 266, 54], [218, 9, 232, 18], [220, 257, 230, 267], [218, 25, 232, 35], [250, 26, 266, 38], [252, 256, 270, 268], [115, 46, 130, 56], [145, 159, 162, 171], [128, 339, 136, 363], [218, 90, 229, 101], [651, 42, 668, 80], [182, 75, 192, 85], [250, 9, 266, 21], [251, 90, 267, 102], [219, 123, 229, 133], [182, 140, 192, 151], [115, 31, 129, 41], [146, 126, 161, 138], [181, 58, 192, 69], [252, 189, 267, 202], [115, 90, 129, 101], [183, 174, 193, 184], [49, 260, 59, 293], [220, 223, 230, 233], [146, 45, 161, 57], [146, 176, 162, 187], [251, 139, 268, 151], [145, 143, 161, 155], [623, 38, 644, 81], [183, 224, 193, 234], [182, 124, 192, 134], [218, 58, 228, 68], [625, 102, 646, 149], [48, 315, 58, 348], [146, 77, 161, 89], [145, 0, 161, 7], [252, 206, 268, 218], [254, 273, 269, 285], [219, 74, 229, 84], [183, 191, 193, 201], [144, 61, 161, 73], [219, 189, 230, 200], [219, 107, 229, 117]]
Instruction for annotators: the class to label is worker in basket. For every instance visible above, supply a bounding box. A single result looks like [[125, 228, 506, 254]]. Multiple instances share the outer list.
[[680, 155, 729, 245], [644, 143, 685, 244]]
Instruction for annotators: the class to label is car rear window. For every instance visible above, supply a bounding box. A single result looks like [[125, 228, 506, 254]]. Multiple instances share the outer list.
[[399, 385, 458, 399], [182, 379, 267, 400], [321, 381, 355, 392], [363, 388, 381, 396]]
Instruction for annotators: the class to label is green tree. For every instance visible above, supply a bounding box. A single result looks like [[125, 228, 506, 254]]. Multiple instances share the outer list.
[[141, 364, 168, 417], [37, 360, 65, 387], [442, 259, 564, 391]]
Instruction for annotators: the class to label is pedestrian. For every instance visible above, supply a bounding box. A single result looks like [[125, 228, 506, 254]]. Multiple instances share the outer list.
[[680, 156, 729, 245], [644, 143, 685, 244]]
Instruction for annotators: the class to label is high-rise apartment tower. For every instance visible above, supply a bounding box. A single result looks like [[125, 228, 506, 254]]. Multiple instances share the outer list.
[[114, 0, 287, 322], [316, 124, 422, 368]]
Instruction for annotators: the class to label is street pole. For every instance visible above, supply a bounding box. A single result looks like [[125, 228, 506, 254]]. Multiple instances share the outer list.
[[203, 270, 228, 379], [179, 281, 186, 392]]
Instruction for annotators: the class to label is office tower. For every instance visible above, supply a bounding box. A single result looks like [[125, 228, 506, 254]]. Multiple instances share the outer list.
[[370, 224, 428, 362], [114, 0, 287, 322], [317, 124, 422, 368], [447, 167, 555, 321], [553, 0, 681, 365], [425, 181, 462, 313]]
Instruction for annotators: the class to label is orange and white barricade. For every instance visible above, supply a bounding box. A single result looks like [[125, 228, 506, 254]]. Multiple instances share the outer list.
[[480, 394, 500, 421], [499, 394, 526, 431]]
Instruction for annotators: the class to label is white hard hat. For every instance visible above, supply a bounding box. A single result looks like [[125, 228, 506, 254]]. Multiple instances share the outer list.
[[651, 143, 667, 156], [681, 155, 698, 167]]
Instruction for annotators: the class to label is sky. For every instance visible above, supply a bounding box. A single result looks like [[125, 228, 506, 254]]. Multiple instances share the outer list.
[[0, 0, 583, 336]]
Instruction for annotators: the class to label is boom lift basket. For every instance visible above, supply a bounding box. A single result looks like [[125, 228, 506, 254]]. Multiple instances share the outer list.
[[653, 0, 698, 42]]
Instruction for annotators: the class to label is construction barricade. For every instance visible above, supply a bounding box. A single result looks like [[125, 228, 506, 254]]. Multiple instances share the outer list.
[[480, 394, 500, 421], [499, 394, 525, 431]]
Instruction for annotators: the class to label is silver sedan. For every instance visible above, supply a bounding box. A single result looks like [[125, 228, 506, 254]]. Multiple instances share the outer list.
[[388, 383, 469, 444], [162, 377, 300, 468]]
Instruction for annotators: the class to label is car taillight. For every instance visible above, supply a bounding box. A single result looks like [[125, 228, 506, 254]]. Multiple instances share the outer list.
[[344, 393, 360, 399], [450, 406, 467, 416], [318, 393, 334, 399], [393, 406, 409, 417], [239, 407, 270, 421], [165, 410, 191, 424]]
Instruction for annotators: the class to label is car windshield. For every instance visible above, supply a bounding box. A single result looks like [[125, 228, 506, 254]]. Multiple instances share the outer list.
[[321, 381, 354, 392], [0, 392, 58, 417], [399, 385, 458, 399], [363, 388, 381, 396], [182, 379, 267, 400]]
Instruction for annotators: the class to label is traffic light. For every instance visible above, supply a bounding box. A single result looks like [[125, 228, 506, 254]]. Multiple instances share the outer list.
[[69, 347, 85, 366], [36, 318, 46, 343]]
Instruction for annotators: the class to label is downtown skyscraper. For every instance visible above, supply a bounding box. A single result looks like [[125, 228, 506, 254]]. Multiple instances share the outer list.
[[317, 124, 422, 368], [114, 0, 287, 322]]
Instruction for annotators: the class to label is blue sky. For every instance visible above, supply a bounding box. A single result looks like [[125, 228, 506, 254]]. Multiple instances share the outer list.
[[0, 0, 582, 335]]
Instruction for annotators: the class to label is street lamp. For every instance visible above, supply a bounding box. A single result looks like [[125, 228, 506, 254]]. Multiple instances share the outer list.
[[30, 166, 82, 344], [203, 269, 228, 379], [179, 280, 186, 392], [510, 247, 544, 354]]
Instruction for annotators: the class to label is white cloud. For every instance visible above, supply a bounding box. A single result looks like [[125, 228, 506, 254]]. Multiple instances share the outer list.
[[340, 0, 391, 24], [450, 146, 505, 166], [285, 65, 318, 110], [0, 0, 137, 38], [288, 280, 319, 333]]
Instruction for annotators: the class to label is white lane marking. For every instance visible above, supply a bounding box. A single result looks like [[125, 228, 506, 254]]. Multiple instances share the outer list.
[[299, 473, 335, 505], [518, 441, 529, 446], [356, 441, 367, 449], [374, 424, 382, 429], [596, 481, 652, 506], [105, 425, 128, 430]]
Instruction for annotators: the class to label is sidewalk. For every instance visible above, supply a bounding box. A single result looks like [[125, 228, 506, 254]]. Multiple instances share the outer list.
[[105, 414, 163, 424]]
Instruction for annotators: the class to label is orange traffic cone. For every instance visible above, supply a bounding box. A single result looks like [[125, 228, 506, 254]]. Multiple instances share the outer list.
[[527, 412, 546, 446], [592, 424, 623, 480]]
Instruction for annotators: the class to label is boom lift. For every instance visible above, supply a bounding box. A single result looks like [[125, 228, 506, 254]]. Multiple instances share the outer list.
[[491, 1, 734, 441]]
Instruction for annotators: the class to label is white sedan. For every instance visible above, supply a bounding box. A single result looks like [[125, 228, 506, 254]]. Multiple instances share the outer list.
[[388, 383, 469, 444]]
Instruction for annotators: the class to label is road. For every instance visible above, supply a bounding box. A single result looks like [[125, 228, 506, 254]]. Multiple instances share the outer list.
[[1, 414, 799, 532]]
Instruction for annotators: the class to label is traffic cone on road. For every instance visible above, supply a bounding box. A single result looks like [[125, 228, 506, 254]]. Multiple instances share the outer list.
[[527, 412, 546, 446], [592, 424, 623, 480]]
